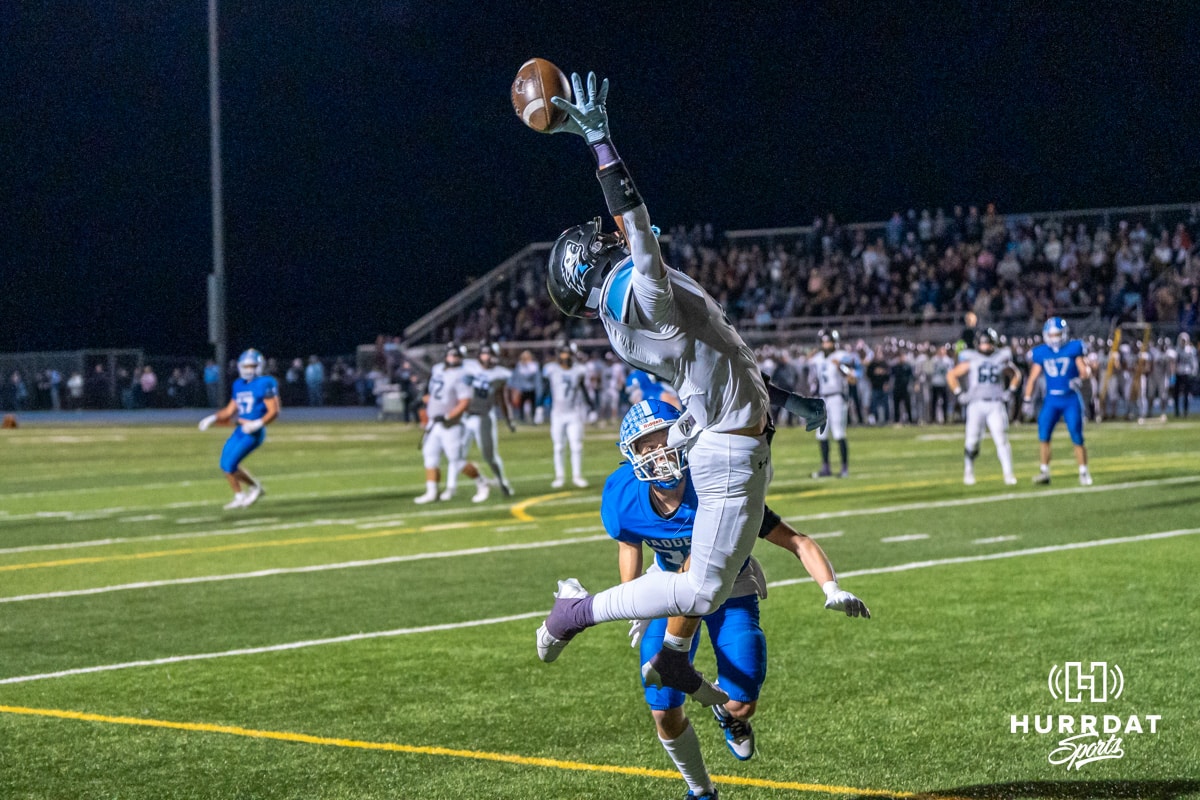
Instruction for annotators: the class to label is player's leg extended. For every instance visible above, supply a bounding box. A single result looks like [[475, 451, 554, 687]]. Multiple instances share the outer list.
[[707, 594, 764, 760], [414, 430, 443, 503], [567, 414, 587, 486], [963, 403, 984, 485], [1065, 395, 1091, 485], [641, 619, 716, 797], [986, 402, 1017, 484], [219, 429, 262, 508], [550, 412, 567, 487]]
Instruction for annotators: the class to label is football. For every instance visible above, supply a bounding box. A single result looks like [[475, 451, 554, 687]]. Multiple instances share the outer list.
[[511, 57, 571, 133]]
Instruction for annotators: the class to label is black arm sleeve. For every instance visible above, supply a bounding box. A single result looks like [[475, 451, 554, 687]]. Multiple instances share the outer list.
[[758, 504, 782, 539]]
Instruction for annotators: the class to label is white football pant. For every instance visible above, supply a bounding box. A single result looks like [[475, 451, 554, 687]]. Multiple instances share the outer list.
[[965, 400, 1014, 478], [815, 394, 848, 441], [550, 410, 585, 482], [422, 422, 465, 489]]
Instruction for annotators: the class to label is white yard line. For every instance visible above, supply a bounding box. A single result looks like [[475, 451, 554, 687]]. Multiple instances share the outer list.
[[880, 534, 930, 543], [973, 535, 1020, 545], [2, 527, 1197, 685], [0, 536, 610, 604]]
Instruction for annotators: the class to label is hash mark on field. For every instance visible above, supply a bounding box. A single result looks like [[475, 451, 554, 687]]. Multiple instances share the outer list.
[[5, 528, 1197, 685], [118, 515, 164, 523], [176, 516, 219, 524], [807, 531, 842, 539], [881, 534, 929, 543], [0, 705, 910, 798], [973, 535, 1019, 545]]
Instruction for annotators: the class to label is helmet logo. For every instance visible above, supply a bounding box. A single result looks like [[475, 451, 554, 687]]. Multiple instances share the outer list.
[[561, 240, 590, 296]]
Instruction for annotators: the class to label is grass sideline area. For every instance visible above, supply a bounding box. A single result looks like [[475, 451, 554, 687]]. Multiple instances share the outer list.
[[1, 417, 1197, 799]]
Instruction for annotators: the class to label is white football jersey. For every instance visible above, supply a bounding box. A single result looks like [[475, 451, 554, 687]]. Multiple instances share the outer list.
[[464, 364, 512, 416], [958, 347, 1013, 402], [599, 263, 767, 434], [810, 350, 851, 397], [425, 363, 471, 419], [543, 361, 591, 415]]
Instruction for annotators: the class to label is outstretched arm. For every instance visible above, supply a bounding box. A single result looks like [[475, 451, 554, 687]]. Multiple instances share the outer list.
[[760, 506, 870, 618], [551, 72, 665, 282]]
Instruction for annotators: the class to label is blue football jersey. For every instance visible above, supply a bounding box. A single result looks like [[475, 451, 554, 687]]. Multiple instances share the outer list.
[[1032, 340, 1085, 396], [600, 463, 698, 572], [626, 370, 668, 403], [231, 375, 278, 421]]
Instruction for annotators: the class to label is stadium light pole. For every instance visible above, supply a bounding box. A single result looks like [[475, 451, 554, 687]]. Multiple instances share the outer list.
[[207, 0, 228, 401]]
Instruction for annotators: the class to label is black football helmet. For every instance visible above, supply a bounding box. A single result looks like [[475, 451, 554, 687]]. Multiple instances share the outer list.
[[444, 342, 466, 365], [547, 218, 630, 318], [819, 329, 840, 353], [978, 328, 999, 355]]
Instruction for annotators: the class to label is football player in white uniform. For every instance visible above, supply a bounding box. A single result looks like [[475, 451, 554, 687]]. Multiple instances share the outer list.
[[542, 342, 593, 488], [946, 328, 1021, 486], [533, 70, 826, 705], [462, 342, 515, 498], [414, 344, 493, 504], [808, 330, 855, 478]]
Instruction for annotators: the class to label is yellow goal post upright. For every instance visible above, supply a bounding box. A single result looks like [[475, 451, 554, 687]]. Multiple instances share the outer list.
[[1098, 321, 1153, 417]]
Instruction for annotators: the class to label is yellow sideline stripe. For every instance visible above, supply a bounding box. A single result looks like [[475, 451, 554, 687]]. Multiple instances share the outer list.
[[0, 509, 598, 573], [0, 704, 911, 797], [509, 491, 575, 522]]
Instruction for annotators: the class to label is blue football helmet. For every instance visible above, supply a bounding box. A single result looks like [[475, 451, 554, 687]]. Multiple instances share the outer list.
[[1043, 317, 1069, 350], [237, 349, 264, 381], [619, 399, 688, 489]]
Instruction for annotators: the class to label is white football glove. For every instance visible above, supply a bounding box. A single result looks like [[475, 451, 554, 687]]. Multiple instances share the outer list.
[[628, 619, 649, 649], [549, 71, 611, 143], [239, 418, 265, 435], [823, 581, 870, 618], [198, 414, 218, 432]]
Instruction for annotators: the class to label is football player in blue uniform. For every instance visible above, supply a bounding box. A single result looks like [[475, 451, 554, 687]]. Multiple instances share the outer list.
[[603, 399, 868, 800], [1022, 318, 1093, 486], [625, 368, 681, 409], [199, 349, 280, 509]]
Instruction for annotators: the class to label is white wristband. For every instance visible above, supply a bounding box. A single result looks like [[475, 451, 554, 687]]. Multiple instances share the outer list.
[[822, 580, 841, 600]]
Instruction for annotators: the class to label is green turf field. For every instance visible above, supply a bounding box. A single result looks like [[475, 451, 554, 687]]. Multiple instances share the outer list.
[[1, 417, 1197, 799]]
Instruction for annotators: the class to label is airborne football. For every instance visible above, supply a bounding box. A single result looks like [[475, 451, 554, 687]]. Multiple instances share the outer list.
[[511, 57, 570, 133]]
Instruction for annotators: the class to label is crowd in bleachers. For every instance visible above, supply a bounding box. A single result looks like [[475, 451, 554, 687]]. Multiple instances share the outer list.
[[437, 205, 1200, 344]]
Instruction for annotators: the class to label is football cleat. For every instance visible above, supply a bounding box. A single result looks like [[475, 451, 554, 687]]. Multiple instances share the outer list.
[[642, 649, 729, 707], [550, 478, 565, 489], [1032, 472, 1051, 485], [1079, 471, 1094, 487], [685, 788, 719, 799], [1004, 475, 1018, 486], [438, 488, 456, 501], [242, 484, 264, 507], [963, 469, 976, 486], [713, 704, 755, 761], [536, 578, 592, 663], [838, 467, 849, 479], [223, 493, 246, 510], [811, 466, 832, 479], [499, 479, 515, 497], [413, 490, 439, 505], [471, 482, 490, 503], [572, 476, 589, 488]]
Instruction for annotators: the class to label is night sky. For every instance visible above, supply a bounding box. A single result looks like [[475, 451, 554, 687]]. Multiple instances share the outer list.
[[4, 2, 1198, 358]]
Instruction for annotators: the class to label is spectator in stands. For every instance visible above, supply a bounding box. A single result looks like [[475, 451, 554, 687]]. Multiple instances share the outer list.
[[891, 350, 915, 424], [138, 365, 159, 409], [87, 364, 111, 409], [866, 350, 891, 425], [305, 355, 325, 407]]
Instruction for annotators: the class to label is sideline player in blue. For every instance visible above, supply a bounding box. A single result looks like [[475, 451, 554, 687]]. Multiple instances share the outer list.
[[604, 399, 868, 800], [198, 349, 280, 509], [626, 368, 681, 409], [1022, 318, 1093, 486]]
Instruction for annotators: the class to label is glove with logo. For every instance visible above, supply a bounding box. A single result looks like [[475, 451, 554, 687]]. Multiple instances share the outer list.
[[549, 71, 611, 144], [823, 581, 870, 618]]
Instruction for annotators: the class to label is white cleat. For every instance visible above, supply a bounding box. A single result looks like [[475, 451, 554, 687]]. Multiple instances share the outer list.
[[550, 478, 565, 489], [471, 483, 490, 503], [535, 578, 590, 663], [242, 484, 264, 507], [1032, 472, 1051, 485], [963, 470, 976, 486], [438, 488, 456, 501], [572, 477, 589, 488], [713, 704, 756, 761], [223, 493, 246, 510], [1004, 475, 1018, 486], [1079, 471, 1094, 487], [413, 490, 439, 505]]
